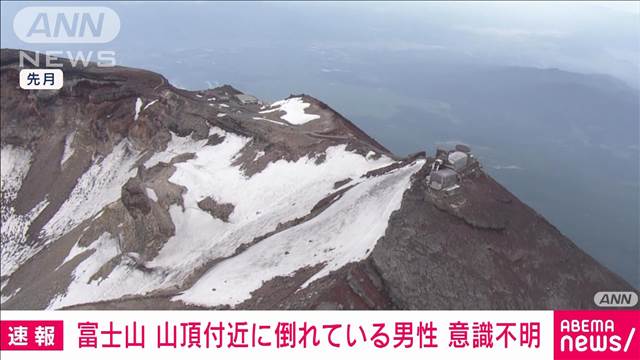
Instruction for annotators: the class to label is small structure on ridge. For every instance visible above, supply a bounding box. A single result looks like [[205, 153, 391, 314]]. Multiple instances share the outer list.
[[427, 144, 480, 193]]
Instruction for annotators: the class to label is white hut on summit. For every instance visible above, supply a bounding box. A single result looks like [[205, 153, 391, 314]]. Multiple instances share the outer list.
[[427, 144, 480, 192], [447, 151, 468, 171], [235, 94, 260, 105], [429, 168, 458, 191]]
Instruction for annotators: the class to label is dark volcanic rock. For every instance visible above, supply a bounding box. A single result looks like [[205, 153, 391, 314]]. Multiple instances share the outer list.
[[197, 197, 235, 222], [236, 261, 394, 310], [122, 177, 151, 216], [369, 162, 633, 309]]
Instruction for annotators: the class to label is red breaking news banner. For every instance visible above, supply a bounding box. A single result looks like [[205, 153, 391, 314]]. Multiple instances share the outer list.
[[1, 311, 638, 359], [0, 321, 63, 351]]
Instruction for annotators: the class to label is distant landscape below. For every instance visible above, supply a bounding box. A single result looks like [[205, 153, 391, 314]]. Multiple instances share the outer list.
[[2, 1, 637, 287]]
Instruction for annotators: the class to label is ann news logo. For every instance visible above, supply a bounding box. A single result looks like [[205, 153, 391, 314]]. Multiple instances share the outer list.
[[594, 292, 638, 308], [13, 7, 120, 43], [13, 7, 119, 68]]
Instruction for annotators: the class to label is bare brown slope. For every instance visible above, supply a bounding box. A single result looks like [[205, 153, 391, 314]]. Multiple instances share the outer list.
[[370, 161, 636, 309]]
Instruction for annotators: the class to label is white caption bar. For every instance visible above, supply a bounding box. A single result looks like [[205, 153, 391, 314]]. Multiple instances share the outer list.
[[19, 69, 63, 90]]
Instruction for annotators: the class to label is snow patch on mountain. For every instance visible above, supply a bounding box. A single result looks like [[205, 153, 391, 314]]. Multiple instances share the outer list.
[[146, 187, 158, 202], [3, 140, 142, 287], [143, 99, 158, 111], [149, 140, 392, 275], [0, 286, 20, 304], [0, 145, 50, 277], [134, 98, 143, 121], [40, 128, 406, 308], [177, 159, 424, 307], [1, 199, 48, 277], [60, 131, 75, 166], [261, 97, 320, 125], [48, 232, 162, 309], [1, 145, 31, 203], [252, 117, 285, 126], [41, 141, 140, 241], [144, 128, 225, 168], [253, 151, 265, 161]]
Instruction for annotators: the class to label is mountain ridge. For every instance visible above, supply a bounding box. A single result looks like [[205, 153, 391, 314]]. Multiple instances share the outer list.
[[0, 49, 635, 310]]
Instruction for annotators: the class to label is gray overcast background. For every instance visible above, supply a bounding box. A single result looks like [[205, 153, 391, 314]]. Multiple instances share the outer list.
[[2, 1, 639, 287]]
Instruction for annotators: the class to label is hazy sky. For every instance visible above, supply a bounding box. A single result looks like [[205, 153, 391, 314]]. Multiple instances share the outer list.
[[1, 1, 639, 86]]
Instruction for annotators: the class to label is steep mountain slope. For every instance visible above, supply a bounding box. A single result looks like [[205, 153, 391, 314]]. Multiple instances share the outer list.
[[0, 49, 635, 310]]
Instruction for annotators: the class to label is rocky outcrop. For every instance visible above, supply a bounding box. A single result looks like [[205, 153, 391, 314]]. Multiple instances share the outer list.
[[122, 177, 151, 216], [197, 197, 235, 222], [120, 177, 175, 261]]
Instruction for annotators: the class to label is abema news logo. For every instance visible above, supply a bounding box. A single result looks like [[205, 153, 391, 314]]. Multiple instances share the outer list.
[[554, 310, 639, 360]]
